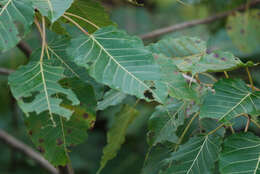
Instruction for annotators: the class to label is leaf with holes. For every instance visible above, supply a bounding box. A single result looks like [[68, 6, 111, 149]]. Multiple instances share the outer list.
[[162, 135, 222, 174], [148, 99, 187, 146], [219, 132, 260, 174], [200, 78, 260, 122], [226, 10, 260, 54], [25, 79, 96, 166], [67, 26, 163, 103], [0, 0, 34, 52], [147, 37, 252, 75], [8, 59, 80, 124], [97, 105, 139, 174], [32, 0, 73, 22], [66, 0, 115, 33]]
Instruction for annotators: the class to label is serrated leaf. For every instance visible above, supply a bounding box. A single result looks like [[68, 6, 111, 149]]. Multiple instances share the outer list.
[[148, 99, 186, 146], [219, 132, 260, 174], [8, 59, 80, 121], [32, 30, 105, 100], [147, 37, 251, 75], [32, 0, 73, 22], [97, 89, 127, 111], [66, 0, 115, 33], [0, 0, 34, 52], [67, 26, 163, 103], [200, 78, 260, 121], [25, 78, 96, 166], [97, 105, 139, 174], [226, 10, 260, 54], [155, 54, 197, 101], [162, 135, 222, 174]]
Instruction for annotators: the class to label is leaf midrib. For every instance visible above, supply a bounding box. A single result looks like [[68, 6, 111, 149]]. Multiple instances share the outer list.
[[89, 34, 161, 102]]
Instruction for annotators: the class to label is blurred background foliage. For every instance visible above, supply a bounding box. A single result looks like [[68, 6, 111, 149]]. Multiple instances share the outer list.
[[0, 0, 260, 173]]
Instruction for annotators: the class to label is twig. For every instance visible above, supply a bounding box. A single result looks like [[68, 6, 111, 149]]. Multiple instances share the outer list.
[[207, 123, 225, 135], [244, 114, 250, 132], [17, 41, 32, 58], [62, 15, 89, 36], [0, 129, 59, 174], [140, 0, 260, 40], [174, 112, 199, 151], [0, 68, 14, 75], [224, 71, 229, 79], [246, 67, 255, 91]]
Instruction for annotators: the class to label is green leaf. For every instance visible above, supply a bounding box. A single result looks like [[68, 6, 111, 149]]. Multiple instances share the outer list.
[[147, 37, 251, 75], [0, 0, 34, 52], [97, 105, 139, 174], [148, 99, 186, 146], [219, 132, 260, 174], [66, 0, 115, 33], [141, 145, 171, 174], [97, 89, 127, 111], [155, 54, 197, 101], [226, 10, 260, 54], [8, 59, 80, 123], [25, 80, 96, 166], [162, 135, 222, 174], [32, 0, 73, 22], [67, 26, 163, 103], [200, 78, 260, 121]]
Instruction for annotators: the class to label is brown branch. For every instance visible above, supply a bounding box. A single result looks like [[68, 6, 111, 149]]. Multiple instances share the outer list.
[[0, 68, 14, 75], [0, 129, 59, 174], [140, 0, 260, 40], [17, 41, 32, 58]]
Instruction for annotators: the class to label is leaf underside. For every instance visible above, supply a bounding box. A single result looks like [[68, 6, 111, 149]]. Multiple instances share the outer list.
[[67, 26, 163, 102]]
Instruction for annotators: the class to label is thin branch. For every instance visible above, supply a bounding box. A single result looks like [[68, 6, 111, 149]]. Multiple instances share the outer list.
[[17, 41, 32, 58], [0, 68, 14, 75], [0, 129, 59, 174], [140, 0, 260, 40], [65, 12, 100, 29], [62, 15, 89, 36]]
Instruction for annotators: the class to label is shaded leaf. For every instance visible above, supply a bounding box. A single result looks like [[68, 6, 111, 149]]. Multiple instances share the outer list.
[[97, 89, 127, 111], [200, 78, 260, 122], [66, 0, 115, 33], [25, 78, 96, 166], [226, 10, 260, 54], [32, 0, 73, 22], [67, 26, 163, 102], [141, 145, 171, 174], [219, 132, 260, 174], [148, 99, 186, 146], [97, 105, 139, 173], [0, 0, 34, 52], [162, 135, 222, 174]]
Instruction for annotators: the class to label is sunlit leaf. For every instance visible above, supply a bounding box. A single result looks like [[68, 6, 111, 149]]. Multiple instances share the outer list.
[[67, 26, 163, 103], [8, 59, 80, 122]]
